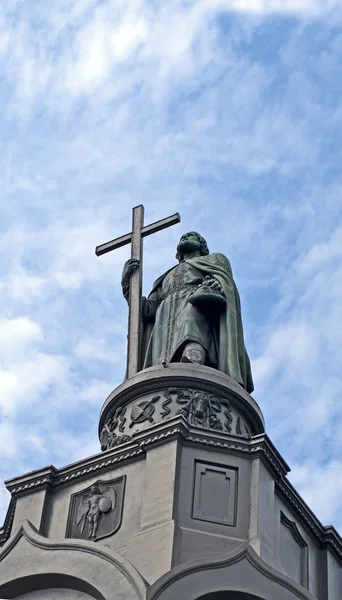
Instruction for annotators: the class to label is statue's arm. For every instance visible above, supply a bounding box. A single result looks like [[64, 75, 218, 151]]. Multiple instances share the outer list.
[[121, 259, 140, 303], [142, 290, 160, 323], [121, 259, 160, 322]]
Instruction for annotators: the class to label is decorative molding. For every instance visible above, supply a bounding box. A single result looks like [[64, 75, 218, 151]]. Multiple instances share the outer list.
[[5, 447, 144, 497], [281, 512, 308, 548], [0, 520, 147, 600], [1, 416, 342, 565], [0, 498, 16, 546], [276, 479, 342, 562], [5, 466, 57, 497], [99, 374, 264, 436], [280, 511, 309, 588], [148, 542, 316, 600], [100, 385, 255, 451], [276, 478, 324, 544], [192, 461, 237, 526]]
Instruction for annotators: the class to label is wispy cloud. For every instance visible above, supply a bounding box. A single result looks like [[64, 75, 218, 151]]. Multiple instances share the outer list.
[[0, 0, 342, 535]]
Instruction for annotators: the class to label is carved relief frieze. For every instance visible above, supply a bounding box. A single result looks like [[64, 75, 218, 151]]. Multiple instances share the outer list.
[[100, 385, 252, 450]]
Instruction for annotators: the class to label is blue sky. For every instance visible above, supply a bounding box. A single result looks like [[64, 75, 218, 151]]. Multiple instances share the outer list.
[[1, 0, 342, 532]]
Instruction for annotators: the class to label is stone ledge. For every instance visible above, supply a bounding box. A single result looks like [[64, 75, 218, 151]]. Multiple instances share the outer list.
[[1, 416, 342, 563], [276, 477, 342, 562]]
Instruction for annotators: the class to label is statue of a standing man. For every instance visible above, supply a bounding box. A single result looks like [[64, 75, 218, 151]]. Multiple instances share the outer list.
[[121, 232, 254, 393]]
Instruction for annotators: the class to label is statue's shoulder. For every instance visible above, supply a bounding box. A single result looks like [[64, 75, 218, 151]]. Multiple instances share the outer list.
[[207, 252, 233, 277], [208, 252, 231, 266]]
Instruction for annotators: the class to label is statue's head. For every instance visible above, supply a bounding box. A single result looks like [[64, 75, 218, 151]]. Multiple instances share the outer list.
[[176, 232, 209, 262], [90, 484, 100, 494]]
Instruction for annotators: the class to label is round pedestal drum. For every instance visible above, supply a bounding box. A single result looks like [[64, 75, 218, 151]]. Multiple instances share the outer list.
[[98, 363, 264, 452]]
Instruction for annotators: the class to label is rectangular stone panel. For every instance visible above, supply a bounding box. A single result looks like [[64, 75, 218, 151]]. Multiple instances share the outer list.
[[280, 511, 309, 588], [192, 461, 237, 526]]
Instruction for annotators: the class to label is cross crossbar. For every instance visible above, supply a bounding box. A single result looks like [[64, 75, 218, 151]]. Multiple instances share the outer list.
[[95, 213, 181, 257]]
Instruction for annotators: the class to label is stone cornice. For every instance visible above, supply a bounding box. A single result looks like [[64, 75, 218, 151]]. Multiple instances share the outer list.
[[5, 465, 57, 497], [1, 416, 342, 562], [276, 477, 342, 562], [0, 498, 16, 546]]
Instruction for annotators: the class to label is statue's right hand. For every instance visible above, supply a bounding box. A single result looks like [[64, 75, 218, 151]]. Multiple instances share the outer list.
[[121, 259, 140, 284]]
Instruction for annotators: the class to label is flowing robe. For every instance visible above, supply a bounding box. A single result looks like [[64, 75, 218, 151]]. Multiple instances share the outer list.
[[140, 252, 254, 394]]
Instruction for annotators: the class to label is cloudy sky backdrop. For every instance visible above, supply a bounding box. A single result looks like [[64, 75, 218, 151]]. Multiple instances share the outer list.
[[1, 0, 342, 532]]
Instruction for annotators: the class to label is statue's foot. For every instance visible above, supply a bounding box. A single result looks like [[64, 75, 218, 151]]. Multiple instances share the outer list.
[[180, 355, 192, 363], [181, 342, 206, 365]]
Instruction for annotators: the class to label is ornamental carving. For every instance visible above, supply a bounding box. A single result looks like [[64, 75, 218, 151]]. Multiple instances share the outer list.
[[100, 386, 251, 450], [176, 390, 223, 430], [66, 477, 125, 541], [129, 395, 160, 427]]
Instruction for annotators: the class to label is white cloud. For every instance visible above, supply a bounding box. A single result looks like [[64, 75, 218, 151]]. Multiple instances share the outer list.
[[0, 317, 67, 416], [208, 0, 333, 16], [64, 1, 150, 96], [251, 222, 342, 474], [0, 269, 48, 303], [0, 351, 67, 417], [0, 0, 342, 536], [0, 317, 42, 357], [291, 460, 342, 531], [297, 226, 342, 277]]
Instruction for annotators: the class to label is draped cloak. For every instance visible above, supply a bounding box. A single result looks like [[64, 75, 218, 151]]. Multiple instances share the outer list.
[[139, 252, 254, 394]]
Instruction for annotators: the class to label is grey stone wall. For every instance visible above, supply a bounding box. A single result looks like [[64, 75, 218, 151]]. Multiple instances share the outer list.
[[1, 365, 341, 600], [273, 495, 320, 597], [46, 458, 146, 552], [15, 590, 93, 600], [173, 443, 252, 565]]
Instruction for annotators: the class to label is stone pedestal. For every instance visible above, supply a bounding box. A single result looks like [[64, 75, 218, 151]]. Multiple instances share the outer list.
[[99, 364, 265, 450], [0, 365, 341, 600]]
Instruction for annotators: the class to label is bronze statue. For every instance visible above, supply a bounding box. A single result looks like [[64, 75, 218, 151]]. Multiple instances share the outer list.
[[122, 231, 254, 393]]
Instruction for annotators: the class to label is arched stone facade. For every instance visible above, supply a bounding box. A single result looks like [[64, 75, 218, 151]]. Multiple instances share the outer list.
[[0, 521, 147, 600], [148, 544, 316, 600], [15, 588, 94, 600]]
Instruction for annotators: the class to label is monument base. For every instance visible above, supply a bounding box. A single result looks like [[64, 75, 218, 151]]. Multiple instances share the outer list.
[[0, 366, 341, 600], [99, 363, 265, 450]]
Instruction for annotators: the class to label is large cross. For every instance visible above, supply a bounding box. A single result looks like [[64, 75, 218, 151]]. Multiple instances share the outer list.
[[95, 205, 181, 379]]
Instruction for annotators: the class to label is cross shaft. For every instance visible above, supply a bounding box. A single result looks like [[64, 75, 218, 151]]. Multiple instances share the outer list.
[[95, 205, 181, 379]]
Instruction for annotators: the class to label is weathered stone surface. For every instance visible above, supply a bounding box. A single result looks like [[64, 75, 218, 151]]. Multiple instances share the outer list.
[[99, 363, 264, 451], [0, 521, 147, 600], [15, 590, 93, 600], [1, 364, 341, 599], [148, 544, 317, 600]]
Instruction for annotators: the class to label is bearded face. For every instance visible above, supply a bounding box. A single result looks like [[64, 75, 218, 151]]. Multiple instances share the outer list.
[[176, 232, 202, 260]]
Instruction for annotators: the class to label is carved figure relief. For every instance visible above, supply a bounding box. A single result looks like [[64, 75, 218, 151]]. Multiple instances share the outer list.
[[77, 483, 115, 538], [162, 388, 235, 433], [176, 390, 224, 430], [66, 477, 125, 541]]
